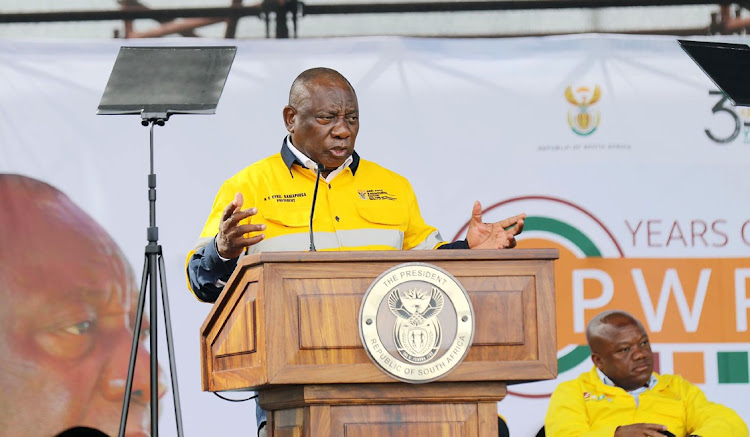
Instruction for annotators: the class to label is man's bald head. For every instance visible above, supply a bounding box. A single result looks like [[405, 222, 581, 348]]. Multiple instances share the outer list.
[[0, 174, 119, 269], [586, 310, 645, 354], [288, 67, 356, 108], [283, 67, 360, 172], [585, 310, 654, 391]]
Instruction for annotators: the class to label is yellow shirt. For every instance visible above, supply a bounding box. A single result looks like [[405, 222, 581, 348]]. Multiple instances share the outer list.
[[193, 151, 443, 252], [545, 367, 748, 437], [186, 149, 446, 298]]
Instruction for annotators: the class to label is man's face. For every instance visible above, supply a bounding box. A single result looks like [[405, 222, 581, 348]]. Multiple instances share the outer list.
[[0, 194, 163, 436], [285, 77, 359, 170], [591, 319, 654, 391]]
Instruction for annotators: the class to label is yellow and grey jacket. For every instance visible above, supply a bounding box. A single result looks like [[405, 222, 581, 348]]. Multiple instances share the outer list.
[[186, 141, 465, 302], [545, 366, 748, 437]]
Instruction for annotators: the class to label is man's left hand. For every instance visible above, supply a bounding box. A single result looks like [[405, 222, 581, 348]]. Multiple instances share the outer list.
[[466, 201, 525, 249]]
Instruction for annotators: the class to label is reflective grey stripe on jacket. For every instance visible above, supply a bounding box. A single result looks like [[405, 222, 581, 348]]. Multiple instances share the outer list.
[[245, 228, 444, 254]]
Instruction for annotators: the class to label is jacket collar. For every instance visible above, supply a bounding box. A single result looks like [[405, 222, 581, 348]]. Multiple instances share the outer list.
[[280, 137, 360, 176], [586, 366, 668, 395]]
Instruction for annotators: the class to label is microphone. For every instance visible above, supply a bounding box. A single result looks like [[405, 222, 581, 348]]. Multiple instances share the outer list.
[[309, 162, 324, 251]]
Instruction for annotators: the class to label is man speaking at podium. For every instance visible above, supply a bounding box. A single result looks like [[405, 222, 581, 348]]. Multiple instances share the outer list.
[[186, 67, 525, 435]]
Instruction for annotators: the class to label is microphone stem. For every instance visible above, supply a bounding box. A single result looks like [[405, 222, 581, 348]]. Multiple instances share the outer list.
[[309, 164, 323, 251]]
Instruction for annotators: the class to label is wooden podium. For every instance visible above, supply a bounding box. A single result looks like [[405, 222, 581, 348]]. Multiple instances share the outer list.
[[200, 249, 558, 436]]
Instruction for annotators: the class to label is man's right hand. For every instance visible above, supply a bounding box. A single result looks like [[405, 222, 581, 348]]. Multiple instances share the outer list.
[[216, 192, 266, 259], [614, 424, 670, 437]]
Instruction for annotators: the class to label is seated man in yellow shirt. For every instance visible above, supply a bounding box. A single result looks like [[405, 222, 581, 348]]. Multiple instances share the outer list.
[[545, 310, 747, 437]]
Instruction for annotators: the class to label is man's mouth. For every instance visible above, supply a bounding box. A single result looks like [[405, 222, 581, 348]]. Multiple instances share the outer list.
[[330, 147, 348, 157], [633, 364, 649, 373]]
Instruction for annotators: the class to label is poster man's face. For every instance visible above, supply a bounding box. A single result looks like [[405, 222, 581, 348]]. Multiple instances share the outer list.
[[0, 188, 164, 436]]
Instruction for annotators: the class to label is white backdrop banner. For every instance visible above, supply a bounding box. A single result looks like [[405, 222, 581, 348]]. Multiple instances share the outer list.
[[1, 34, 748, 436]]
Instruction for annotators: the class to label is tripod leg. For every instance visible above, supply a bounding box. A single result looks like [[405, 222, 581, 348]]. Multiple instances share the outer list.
[[158, 253, 185, 437], [118, 254, 150, 437], [148, 251, 159, 437]]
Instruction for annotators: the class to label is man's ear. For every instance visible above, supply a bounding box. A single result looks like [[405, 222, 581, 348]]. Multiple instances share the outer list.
[[591, 353, 603, 370], [283, 105, 296, 133]]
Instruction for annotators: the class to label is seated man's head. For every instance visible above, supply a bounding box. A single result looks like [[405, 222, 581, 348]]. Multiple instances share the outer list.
[[586, 310, 654, 391], [0, 174, 163, 436]]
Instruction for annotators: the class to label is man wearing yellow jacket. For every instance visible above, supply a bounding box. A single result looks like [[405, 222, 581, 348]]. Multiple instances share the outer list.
[[187, 66, 526, 436], [187, 67, 526, 303], [545, 310, 747, 437]]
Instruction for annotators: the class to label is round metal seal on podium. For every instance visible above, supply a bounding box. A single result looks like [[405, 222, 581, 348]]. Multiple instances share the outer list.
[[359, 262, 475, 383]]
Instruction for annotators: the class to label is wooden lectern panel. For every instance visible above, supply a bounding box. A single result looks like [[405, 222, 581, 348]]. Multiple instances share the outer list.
[[298, 293, 362, 349], [201, 249, 557, 392], [261, 382, 505, 436]]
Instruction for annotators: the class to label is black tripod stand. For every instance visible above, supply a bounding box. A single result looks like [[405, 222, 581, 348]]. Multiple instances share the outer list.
[[118, 116, 184, 437], [96, 45, 237, 437]]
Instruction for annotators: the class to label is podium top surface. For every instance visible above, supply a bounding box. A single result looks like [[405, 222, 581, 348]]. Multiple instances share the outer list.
[[237, 248, 559, 268], [678, 39, 750, 107]]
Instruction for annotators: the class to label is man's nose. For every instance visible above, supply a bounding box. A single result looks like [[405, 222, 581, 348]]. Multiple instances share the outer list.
[[632, 345, 647, 360], [101, 337, 167, 404], [331, 116, 351, 138]]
